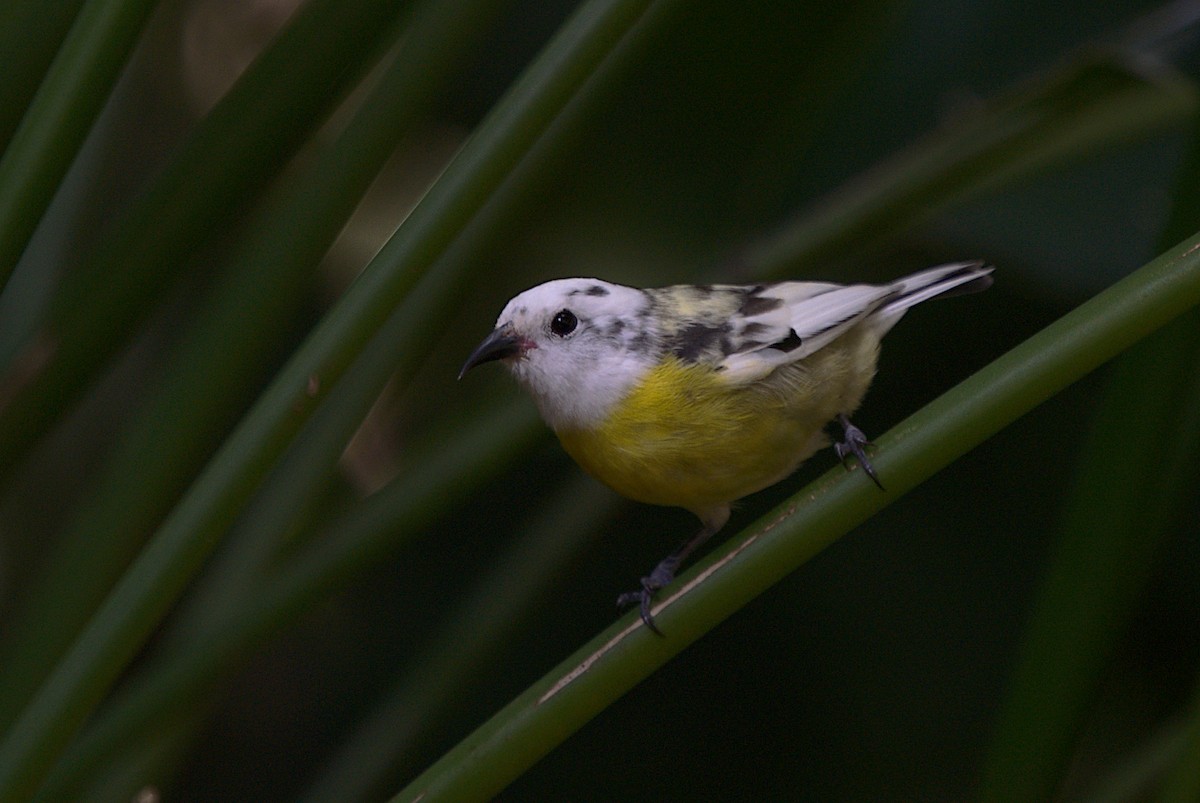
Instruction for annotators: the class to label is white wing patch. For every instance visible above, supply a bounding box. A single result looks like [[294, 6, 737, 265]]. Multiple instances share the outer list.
[[720, 282, 894, 382], [719, 261, 992, 384]]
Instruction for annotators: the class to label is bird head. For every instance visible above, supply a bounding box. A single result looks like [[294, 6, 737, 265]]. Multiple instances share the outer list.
[[459, 278, 654, 430]]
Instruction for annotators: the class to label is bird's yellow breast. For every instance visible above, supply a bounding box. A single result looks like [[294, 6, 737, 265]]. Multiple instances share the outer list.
[[555, 324, 881, 518]]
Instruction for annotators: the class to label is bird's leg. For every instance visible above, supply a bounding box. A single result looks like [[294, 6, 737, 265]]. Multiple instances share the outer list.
[[834, 413, 884, 490], [617, 521, 718, 636]]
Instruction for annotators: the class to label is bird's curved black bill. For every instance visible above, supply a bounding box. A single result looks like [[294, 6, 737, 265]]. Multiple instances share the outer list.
[[458, 325, 521, 379]]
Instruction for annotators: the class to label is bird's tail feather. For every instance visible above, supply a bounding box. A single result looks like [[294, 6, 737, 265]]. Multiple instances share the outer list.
[[882, 260, 994, 315]]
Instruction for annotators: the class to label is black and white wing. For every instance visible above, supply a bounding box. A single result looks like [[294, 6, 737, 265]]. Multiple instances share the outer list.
[[719, 261, 992, 383]]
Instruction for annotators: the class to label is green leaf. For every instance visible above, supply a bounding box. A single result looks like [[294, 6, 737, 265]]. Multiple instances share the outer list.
[[0, 0, 87, 153], [299, 478, 620, 803], [0, 0, 510, 733], [749, 50, 1196, 277], [0, 0, 409, 473], [31, 398, 545, 801], [0, 0, 160, 289], [0, 0, 663, 797], [979, 91, 1200, 803]]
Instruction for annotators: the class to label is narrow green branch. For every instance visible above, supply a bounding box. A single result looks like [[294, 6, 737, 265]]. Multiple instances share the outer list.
[[0, 0, 408, 472], [749, 49, 1196, 277], [0, 0, 510, 733], [980, 310, 1200, 802], [0, 0, 661, 798], [0, 0, 87, 152], [31, 399, 544, 801], [979, 94, 1200, 801], [394, 230, 1200, 802], [0, 0, 159, 289], [301, 478, 619, 803]]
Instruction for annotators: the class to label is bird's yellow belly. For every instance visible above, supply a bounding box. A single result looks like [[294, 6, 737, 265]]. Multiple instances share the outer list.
[[555, 328, 879, 516]]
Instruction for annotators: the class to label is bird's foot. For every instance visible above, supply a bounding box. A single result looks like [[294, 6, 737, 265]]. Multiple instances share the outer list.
[[834, 414, 884, 490], [616, 555, 681, 636]]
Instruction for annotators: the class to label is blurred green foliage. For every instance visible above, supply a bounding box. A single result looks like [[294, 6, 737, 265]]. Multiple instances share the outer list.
[[0, 0, 1197, 800]]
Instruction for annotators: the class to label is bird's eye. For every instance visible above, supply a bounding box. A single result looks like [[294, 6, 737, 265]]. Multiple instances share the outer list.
[[550, 309, 578, 337]]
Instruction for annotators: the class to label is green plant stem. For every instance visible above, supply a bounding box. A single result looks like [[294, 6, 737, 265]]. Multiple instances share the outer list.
[[0, 0, 87, 153], [0, 0, 508, 733], [978, 104, 1200, 803], [33, 399, 544, 802], [0, 1, 660, 798], [0, 0, 408, 474], [979, 311, 1200, 803], [392, 230, 1200, 802], [748, 50, 1195, 278], [0, 0, 159, 289], [300, 478, 619, 803], [163, 242, 512, 650]]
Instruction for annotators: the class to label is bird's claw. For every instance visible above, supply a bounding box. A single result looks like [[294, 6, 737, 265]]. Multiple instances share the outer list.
[[616, 581, 663, 635], [835, 415, 884, 490], [616, 557, 679, 635]]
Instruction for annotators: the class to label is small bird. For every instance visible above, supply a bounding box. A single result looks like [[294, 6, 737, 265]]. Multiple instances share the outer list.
[[460, 261, 992, 633]]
